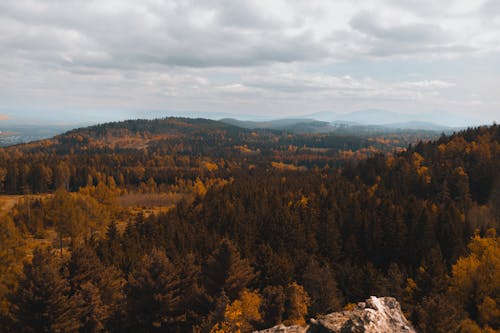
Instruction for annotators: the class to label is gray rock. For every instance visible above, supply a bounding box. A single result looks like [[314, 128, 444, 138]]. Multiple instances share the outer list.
[[254, 297, 416, 333], [256, 324, 309, 333]]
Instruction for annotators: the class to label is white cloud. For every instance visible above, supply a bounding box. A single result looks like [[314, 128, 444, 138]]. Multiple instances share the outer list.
[[0, 0, 498, 122], [398, 80, 455, 89]]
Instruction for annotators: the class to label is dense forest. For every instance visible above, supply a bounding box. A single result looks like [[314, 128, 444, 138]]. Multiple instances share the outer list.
[[0, 118, 499, 333]]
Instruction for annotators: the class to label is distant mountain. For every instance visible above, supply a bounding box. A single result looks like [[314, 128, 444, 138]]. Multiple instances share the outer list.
[[222, 117, 453, 133], [335, 109, 413, 125], [309, 109, 406, 124], [381, 121, 452, 131], [219, 118, 334, 133], [308, 109, 482, 128]]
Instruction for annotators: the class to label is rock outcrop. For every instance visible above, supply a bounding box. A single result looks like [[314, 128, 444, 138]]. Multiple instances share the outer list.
[[255, 296, 417, 333]]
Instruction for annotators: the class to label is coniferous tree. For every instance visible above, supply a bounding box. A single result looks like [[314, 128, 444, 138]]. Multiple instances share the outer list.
[[176, 253, 206, 331], [98, 222, 123, 269], [283, 282, 310, 326], [9, 247, 82, 333], [255, 244, 294, 288], [67, 244, 125, 333], [204, 239, 256, 301], [126, 248, 182, 332], [261, 285, 286, 328], [414, 294, 462, 333], [302, 258, 343, 315]]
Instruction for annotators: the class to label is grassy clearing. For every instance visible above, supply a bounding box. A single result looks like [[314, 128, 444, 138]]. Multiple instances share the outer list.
[[0, 194, 52, 216]]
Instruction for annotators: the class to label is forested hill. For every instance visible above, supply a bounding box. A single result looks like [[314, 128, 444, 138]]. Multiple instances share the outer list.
[[0, 117, 428, 195], [0, 121, 499, 333], [64, 117, 241, 142]]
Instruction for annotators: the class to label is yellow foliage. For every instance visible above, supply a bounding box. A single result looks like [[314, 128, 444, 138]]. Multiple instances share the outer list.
[[194, 178, 207, 197], [450, 231, 500, 330], [412, 152, 425, 168], [416, 165, 428, 177], [455, 166, 467, 177], [204, 161, 219, 172], [405, 278, 417, 293], [210, 290, 262, 333], [297, 195, 309, 208], [367, 183, 379, 198], [343, 303, 357, 311], [271, 161, 299, 171]]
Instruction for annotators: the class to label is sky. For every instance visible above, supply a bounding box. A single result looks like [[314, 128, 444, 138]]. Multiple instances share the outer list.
[[0, 0, 499, 125]]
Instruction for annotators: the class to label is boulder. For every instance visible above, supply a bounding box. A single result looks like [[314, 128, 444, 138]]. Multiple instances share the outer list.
[[254, 297, 416, 333]]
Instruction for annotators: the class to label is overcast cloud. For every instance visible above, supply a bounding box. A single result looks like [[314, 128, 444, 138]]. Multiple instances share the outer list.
[[0, 0, 498, 124]]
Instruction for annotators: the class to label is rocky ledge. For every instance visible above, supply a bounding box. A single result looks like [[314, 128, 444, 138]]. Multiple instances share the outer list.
[[255, 296, 416, 333]]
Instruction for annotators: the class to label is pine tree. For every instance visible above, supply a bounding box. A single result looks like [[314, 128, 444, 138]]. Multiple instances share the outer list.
[[67, 244, 125, 333], [283, 282, 310, 326], [176, 253, 206, 331], [9, 247, 82, 333], [204, 239, 256, 301], [261, 285, 286, 328], [98, 222, 124, 269], [126, 248, 182, 332], [254, 244, 293, 287], [302, 258, 343, 315]]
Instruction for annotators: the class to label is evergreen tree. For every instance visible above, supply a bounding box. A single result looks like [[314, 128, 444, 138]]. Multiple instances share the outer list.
[[98, 222, 123, 269], [261, 285, 286, 328], [9, 247, 82, 333], [414, 294, 462, 333], [126, 249, 182, 332], [67, 244, 125, 333], [176, 253, 206, 331], [204, 239, 256, 301], [302, 258, 343, 315], [283, 282, 310, 326]]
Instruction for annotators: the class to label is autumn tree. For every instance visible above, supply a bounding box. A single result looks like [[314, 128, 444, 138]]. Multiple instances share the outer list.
[[210, 289, 263, 333], [0, 216, 24, 316], [449, 230, 500, 331]]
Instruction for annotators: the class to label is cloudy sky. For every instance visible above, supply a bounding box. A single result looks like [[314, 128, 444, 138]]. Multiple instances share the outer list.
[[0, 0, 499, 125]]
